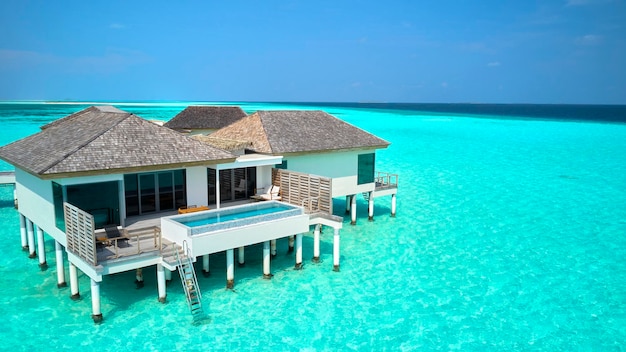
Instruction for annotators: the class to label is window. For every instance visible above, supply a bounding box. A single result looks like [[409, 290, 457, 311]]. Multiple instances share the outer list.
[[357, 153, 375, 185], [275, 160, 288, 169], [53, 181, 121, 230]]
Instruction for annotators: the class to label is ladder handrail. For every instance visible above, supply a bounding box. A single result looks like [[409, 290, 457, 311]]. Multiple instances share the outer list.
[[175, 241, 203, 319]]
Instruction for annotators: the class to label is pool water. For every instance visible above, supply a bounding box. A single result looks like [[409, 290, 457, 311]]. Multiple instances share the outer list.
[[176, 203, 294, 227]]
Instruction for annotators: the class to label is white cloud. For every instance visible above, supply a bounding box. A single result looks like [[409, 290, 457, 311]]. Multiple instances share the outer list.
[[487, 61, 501, 67], [109, 23, 125, 29]]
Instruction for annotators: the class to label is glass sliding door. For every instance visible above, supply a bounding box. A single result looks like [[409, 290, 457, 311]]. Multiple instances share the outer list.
[[209, 167, 257, 205], [125, 170, 186, 216], [158, 172, 174, 211], [140, 174, 156, 213]]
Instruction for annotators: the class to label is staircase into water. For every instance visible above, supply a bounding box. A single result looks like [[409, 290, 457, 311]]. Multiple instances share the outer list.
[[175, 241, 204, 321]]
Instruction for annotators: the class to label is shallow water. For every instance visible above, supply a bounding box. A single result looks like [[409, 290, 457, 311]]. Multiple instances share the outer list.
[[0, 102, 625, 350]]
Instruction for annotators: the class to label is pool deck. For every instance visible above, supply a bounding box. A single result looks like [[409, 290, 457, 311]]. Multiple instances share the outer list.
[[95, 199, 342, 270]]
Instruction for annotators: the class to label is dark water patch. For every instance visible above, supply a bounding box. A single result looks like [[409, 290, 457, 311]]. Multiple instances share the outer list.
[[272, 102, 626, 124]]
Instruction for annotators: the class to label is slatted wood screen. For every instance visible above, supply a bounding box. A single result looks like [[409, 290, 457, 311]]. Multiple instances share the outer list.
[[64, 202, 97, 266], [272, 169, 333, 215]]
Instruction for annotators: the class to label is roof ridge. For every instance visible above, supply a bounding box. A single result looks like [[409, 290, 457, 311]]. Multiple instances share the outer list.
[[257, 111, 273, 153], [39, 112, 132, 174]]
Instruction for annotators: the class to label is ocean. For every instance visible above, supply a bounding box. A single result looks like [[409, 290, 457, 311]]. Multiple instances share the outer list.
[[0, 102, 625, 351]]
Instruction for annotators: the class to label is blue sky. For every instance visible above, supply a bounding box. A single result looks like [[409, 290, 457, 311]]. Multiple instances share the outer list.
[[1, 0, 624, 104]]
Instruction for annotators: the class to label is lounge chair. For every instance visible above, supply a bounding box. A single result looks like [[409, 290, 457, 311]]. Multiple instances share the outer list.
[[234, 179, 247, 194], [257, 185, 281, 201]]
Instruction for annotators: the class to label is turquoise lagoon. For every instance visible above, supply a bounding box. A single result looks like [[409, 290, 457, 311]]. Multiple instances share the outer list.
[[0, 102, 625, 350]]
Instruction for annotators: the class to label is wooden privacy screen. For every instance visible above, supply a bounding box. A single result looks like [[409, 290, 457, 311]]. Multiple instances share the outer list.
[[64, 202, 97, 266], [272, 169, 333, 215]]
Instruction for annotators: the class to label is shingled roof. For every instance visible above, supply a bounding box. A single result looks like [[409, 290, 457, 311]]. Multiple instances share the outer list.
[[209, 110, 390, 155], [164, 106, 247, 130], [0, 106, 236, 178]]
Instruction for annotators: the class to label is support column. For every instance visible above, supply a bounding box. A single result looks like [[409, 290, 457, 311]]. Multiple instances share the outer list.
[[288, 236, 294, 253], [91, 279, 103, 323], [333, 228, 340, 272], [368, 191, 374, 221], [345, 196, 351, 214], [20, 214, 28, 251], [36, 226, 47, 270], [55, 241, 66, 288], [135, 268, 144, 289], [391, 194, 397, 217], [312, 224, 321, 263], [157, 264, 166, 303], [263, 241, 271, 279], [350, 194, 357, 226], [69, 262, 80, 300], [270, 239, 277, 258], [202, 254, 210, 277], [226, 249, 234, 289], [295, 234, 303, 270], [238, 247, 245, 267], [165, 268, 172, 283], [26, 218, 36, 258]]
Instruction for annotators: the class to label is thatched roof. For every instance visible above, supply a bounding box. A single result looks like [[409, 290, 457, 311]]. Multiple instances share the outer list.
[[164, 106, 247, 130], [210, 110, 390, 155], [0, 106, 236, 178]]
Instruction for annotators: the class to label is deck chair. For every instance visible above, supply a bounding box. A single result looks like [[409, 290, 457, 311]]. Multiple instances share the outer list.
[[234, 179, 247, 193], [258, 185, 281, 201]]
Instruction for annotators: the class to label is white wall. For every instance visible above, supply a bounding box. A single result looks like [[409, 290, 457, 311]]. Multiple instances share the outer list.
[[285, 150, 377, 197], [15, 168, 62, 241], [186, 166, 208, 206], [256, 165, 273, 194]]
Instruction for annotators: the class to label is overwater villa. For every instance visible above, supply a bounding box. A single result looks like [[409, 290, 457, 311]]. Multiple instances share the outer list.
[[0, 105, 398, 323]]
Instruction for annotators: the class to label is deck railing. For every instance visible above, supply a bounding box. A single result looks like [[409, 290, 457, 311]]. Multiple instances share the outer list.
[[375, 172, 399, 189], [301, 196, 321, 214], [103, 226, 162, 261]]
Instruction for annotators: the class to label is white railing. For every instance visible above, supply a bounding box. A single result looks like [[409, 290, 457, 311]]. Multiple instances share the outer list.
[[375, 172, 399, 188]]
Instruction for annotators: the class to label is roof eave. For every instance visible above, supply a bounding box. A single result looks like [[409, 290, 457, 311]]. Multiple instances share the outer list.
[[259, 144, 391, 157], [36, 157, 238, 180]]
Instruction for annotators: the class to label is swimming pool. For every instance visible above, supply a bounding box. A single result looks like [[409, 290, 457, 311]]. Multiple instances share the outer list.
[[161, 200, 309, 257], [167, 201, 304, 236], [177, 203, 293, 228]]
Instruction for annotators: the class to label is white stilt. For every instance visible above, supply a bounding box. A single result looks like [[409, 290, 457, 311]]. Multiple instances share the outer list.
[[263, 241, 271, 279], [238, 246, 245, 267], [69, 262, 80, 299], [313, 224, 321, 263], [135, 268, 144, 288], [157, 264, 166, 303], [165, 268, 172, 282], [288, 236, 294, 253], [36, 226, 47, 269], [20, 214, 27, 250], [295, 233, 303, 270], [55, 241, 66, 288], [90, 279, 102, 323], [26, 218, 36, 258], [345, 196, 351, 214], [333, 228, 341, 272], [226, 249, 234, 289], [270, 239, 277, 257], [202, 254, 210, 276], [391, 193, 397, 217], [368, 191, 374, 221], [350, 194, 357, 225]]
